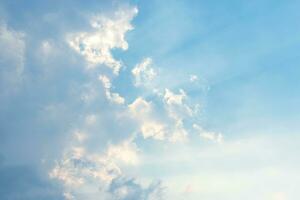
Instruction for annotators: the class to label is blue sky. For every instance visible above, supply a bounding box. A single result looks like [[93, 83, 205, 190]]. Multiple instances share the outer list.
[[0, 0, 300, 199]]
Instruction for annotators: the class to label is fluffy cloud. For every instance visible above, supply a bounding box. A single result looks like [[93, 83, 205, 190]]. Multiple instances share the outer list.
[[50, 138, 141, 197], [163, 88, 193, 118], [107, 140, 139, 165], [128, 97, 188, 142], [67, 7, 138, 74], [128, 97, 152, 116], [132, 58, 157, 87], [140, 121, 166, 140], [128, 98, 166, 140], [47, 3, 222, 199]]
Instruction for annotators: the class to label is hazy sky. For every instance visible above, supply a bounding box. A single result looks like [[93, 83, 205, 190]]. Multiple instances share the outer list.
[[1, 0, 300, 200]]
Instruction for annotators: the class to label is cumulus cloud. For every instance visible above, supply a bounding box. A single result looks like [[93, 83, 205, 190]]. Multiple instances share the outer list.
[[67, 7, 138, 74], [50, 138, 141, 198], [132, 58, 157, 87], [107, 140, 139, 165], [99, 75, 125, 104], [140, 121, 166, 140], [128, 97, 152, 116], [46, 3, 224, 200], [128, 97, 166, 140], [128, 97, 188, 142]]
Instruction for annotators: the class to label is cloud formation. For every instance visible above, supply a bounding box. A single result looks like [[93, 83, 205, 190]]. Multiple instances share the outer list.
[[0, 2, 229, 200], [67, 7, 138, 74], [108, 178, 164, 200], [132, 58, 157, 87], [99, 75, 125, 104], [193, 124, 223, 143]]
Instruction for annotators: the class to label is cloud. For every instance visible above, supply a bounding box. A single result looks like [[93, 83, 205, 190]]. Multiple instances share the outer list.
[[67, 7, 138, 74], [140, 121, 166, 140], [108, 178, 164, 200], [193, 124, 223, 143], [128, 97, 167, 141], [189, 74, 198, 82], [99, 75, 125, 104], [0, 3, 224, 200], [132, 58, 157, 87], [163, 89, 186, 106], [128, 97, 188, 142], [128, 97, 152, 116], [107, 140, 139, 165], [163, 88, 193, 118], [50, 137, 142, 199], [2, 1, 300, 200], [169, 120, 188, 142]]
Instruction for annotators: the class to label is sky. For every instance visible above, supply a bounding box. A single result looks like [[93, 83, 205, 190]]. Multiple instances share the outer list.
[[0, 0, 300, 199]]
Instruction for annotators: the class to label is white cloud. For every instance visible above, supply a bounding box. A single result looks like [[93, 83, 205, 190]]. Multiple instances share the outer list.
[[128, 97, 152, 117], [99, 75, 125, 104], [107, 140, 140, 165], [164, 89, 186, 106], [67, 7, 138, 74], [141, 121, 166, 140], [128, 97, 188, 142], [132, 58, 157, 87], [100, 74, 112, 89], [110, 93, 125, 105], [169, 119, 188, 143], [128, 98, 167, 141], [163, 88, 193, 118], [50, 139, 141, 199], [193, 124, 223, 143]]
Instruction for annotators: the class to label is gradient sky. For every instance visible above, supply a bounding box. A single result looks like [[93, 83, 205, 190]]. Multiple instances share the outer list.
[[1, 0, 300, 200]]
